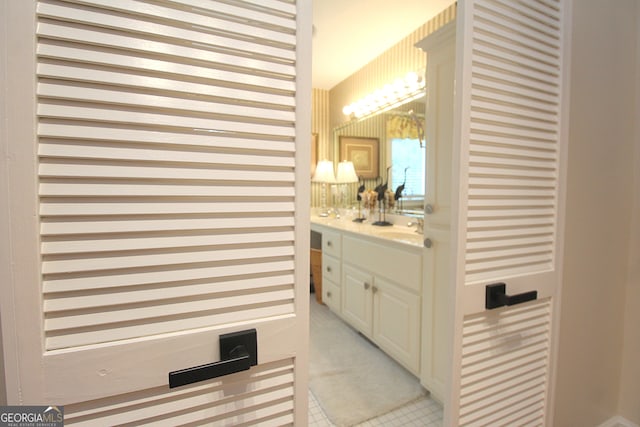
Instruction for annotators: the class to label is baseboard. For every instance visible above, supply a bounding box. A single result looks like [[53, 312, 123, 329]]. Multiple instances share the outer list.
[[598, 416, 640, 427]]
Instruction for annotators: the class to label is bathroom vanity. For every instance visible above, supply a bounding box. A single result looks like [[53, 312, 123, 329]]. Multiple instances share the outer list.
[[310, 216, 424, 377]]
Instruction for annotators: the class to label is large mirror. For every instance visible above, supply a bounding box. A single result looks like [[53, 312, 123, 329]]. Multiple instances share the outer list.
[[332, 95, 426, 215]]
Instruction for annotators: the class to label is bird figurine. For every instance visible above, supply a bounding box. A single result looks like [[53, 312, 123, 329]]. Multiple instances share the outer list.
[[373, 175, 383, 195], [377, 166, 392, 201], [372, 167, 393, 226], [353, 176, 366, 222], [356, 176, 365, 201], [394, 167, 409, 209]]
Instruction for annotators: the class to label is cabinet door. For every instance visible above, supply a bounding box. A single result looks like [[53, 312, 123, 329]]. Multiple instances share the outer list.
[[373, 278, 421, 373], [342, 265, 373, 336]]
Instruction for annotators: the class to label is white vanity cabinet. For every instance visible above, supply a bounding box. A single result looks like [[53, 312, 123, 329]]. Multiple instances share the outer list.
[[341, 235, 422, 374], [310, 220, 423, 375]]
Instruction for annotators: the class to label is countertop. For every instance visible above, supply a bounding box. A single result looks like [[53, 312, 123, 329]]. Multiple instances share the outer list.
[[310, 215, 424, 248]]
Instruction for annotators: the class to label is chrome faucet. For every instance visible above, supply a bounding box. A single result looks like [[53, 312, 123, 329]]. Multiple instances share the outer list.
[[407, 218, 424, 234]]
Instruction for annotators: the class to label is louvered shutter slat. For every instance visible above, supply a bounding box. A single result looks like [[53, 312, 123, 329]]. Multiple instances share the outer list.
[[45, 302, 294, 349], [38, 83, 295, 122], [40, 162, 295, 181], [38, 122, 295, 151], [41, 217, 295, 234], [471, 76, 558, 106], [43, 260, 295, 293], [42, 246, 295, 274], [471, 88, 558, 121], [41, 200, 295, 216], [37, 43, 296, 93], [44, 274, 293, 311], [39, 142, 295, 165], [38, 103, 295, 136], [44, 289, 295, 330]]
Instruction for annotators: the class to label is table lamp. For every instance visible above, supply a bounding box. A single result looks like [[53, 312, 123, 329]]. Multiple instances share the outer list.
[[312, 160, 336, 217]]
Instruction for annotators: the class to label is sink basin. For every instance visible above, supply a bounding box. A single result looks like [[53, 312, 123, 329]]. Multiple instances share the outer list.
[[375, 229, 423, 245], [377, 230, 417, 239]]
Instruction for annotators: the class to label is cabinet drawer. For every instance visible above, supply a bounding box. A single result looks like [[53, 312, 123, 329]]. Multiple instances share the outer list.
[[323, 279, 341, 313], [322, 254, 341, 284], [322, 230, 341, 258]]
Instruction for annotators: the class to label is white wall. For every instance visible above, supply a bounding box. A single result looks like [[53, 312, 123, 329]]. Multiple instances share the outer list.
[[554, 0, 638, 425], [617, 2, 640, 422]]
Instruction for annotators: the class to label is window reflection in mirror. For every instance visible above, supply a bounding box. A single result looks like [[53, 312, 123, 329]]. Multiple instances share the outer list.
[[389, 136, 425, 210]]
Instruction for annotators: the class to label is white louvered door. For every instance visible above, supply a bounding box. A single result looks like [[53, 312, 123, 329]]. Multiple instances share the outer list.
[[447, 0, 570, 425], [1, 0, 311, 425]]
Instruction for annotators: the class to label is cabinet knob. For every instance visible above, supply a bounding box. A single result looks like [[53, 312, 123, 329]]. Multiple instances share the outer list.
[[327, 241, 332, 247], [372, 286, 378, 294], [326, 291, 332, 298], [425, 203, 434, 214], [424, 238, 433, 248], [364, 282, 370, 290], [326, 266, 332, 273]]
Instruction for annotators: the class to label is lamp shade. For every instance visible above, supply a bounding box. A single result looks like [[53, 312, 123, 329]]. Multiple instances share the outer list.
[[312, 160, 336, 183], [336, 161, 359, 183]]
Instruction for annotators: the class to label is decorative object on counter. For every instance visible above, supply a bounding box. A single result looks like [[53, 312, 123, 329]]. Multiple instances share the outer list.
[[372, 166, 393, 226], [335, 160, 358, 217], [339, 136, 379, 179], [353, 175, 366, 222], [361, 189, 378, 211], [407, 217, 424, 234], [312, 159, 336, 217], [385, 189, 396, 209], [394, 167, 409, 211]]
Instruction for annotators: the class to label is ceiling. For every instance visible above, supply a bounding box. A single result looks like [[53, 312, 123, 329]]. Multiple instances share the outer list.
[[311, 0, 455, 90]]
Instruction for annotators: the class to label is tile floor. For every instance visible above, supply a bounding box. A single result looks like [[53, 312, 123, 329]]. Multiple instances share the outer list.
[[308, 292, 443, 426], [309, 388, 443, 427]]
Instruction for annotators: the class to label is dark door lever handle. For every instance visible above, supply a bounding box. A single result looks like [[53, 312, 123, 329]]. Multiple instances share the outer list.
[[485, 283, 537, 310], [169, 329, 257, 388]]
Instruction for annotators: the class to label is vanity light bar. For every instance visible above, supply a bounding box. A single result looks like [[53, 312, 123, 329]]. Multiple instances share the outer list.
[[342, 71, 426, 120]]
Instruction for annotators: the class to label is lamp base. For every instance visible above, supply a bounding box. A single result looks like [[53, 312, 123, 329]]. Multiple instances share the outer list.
[[352, 217, 366, 223], [371, 220, 392, 227]]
